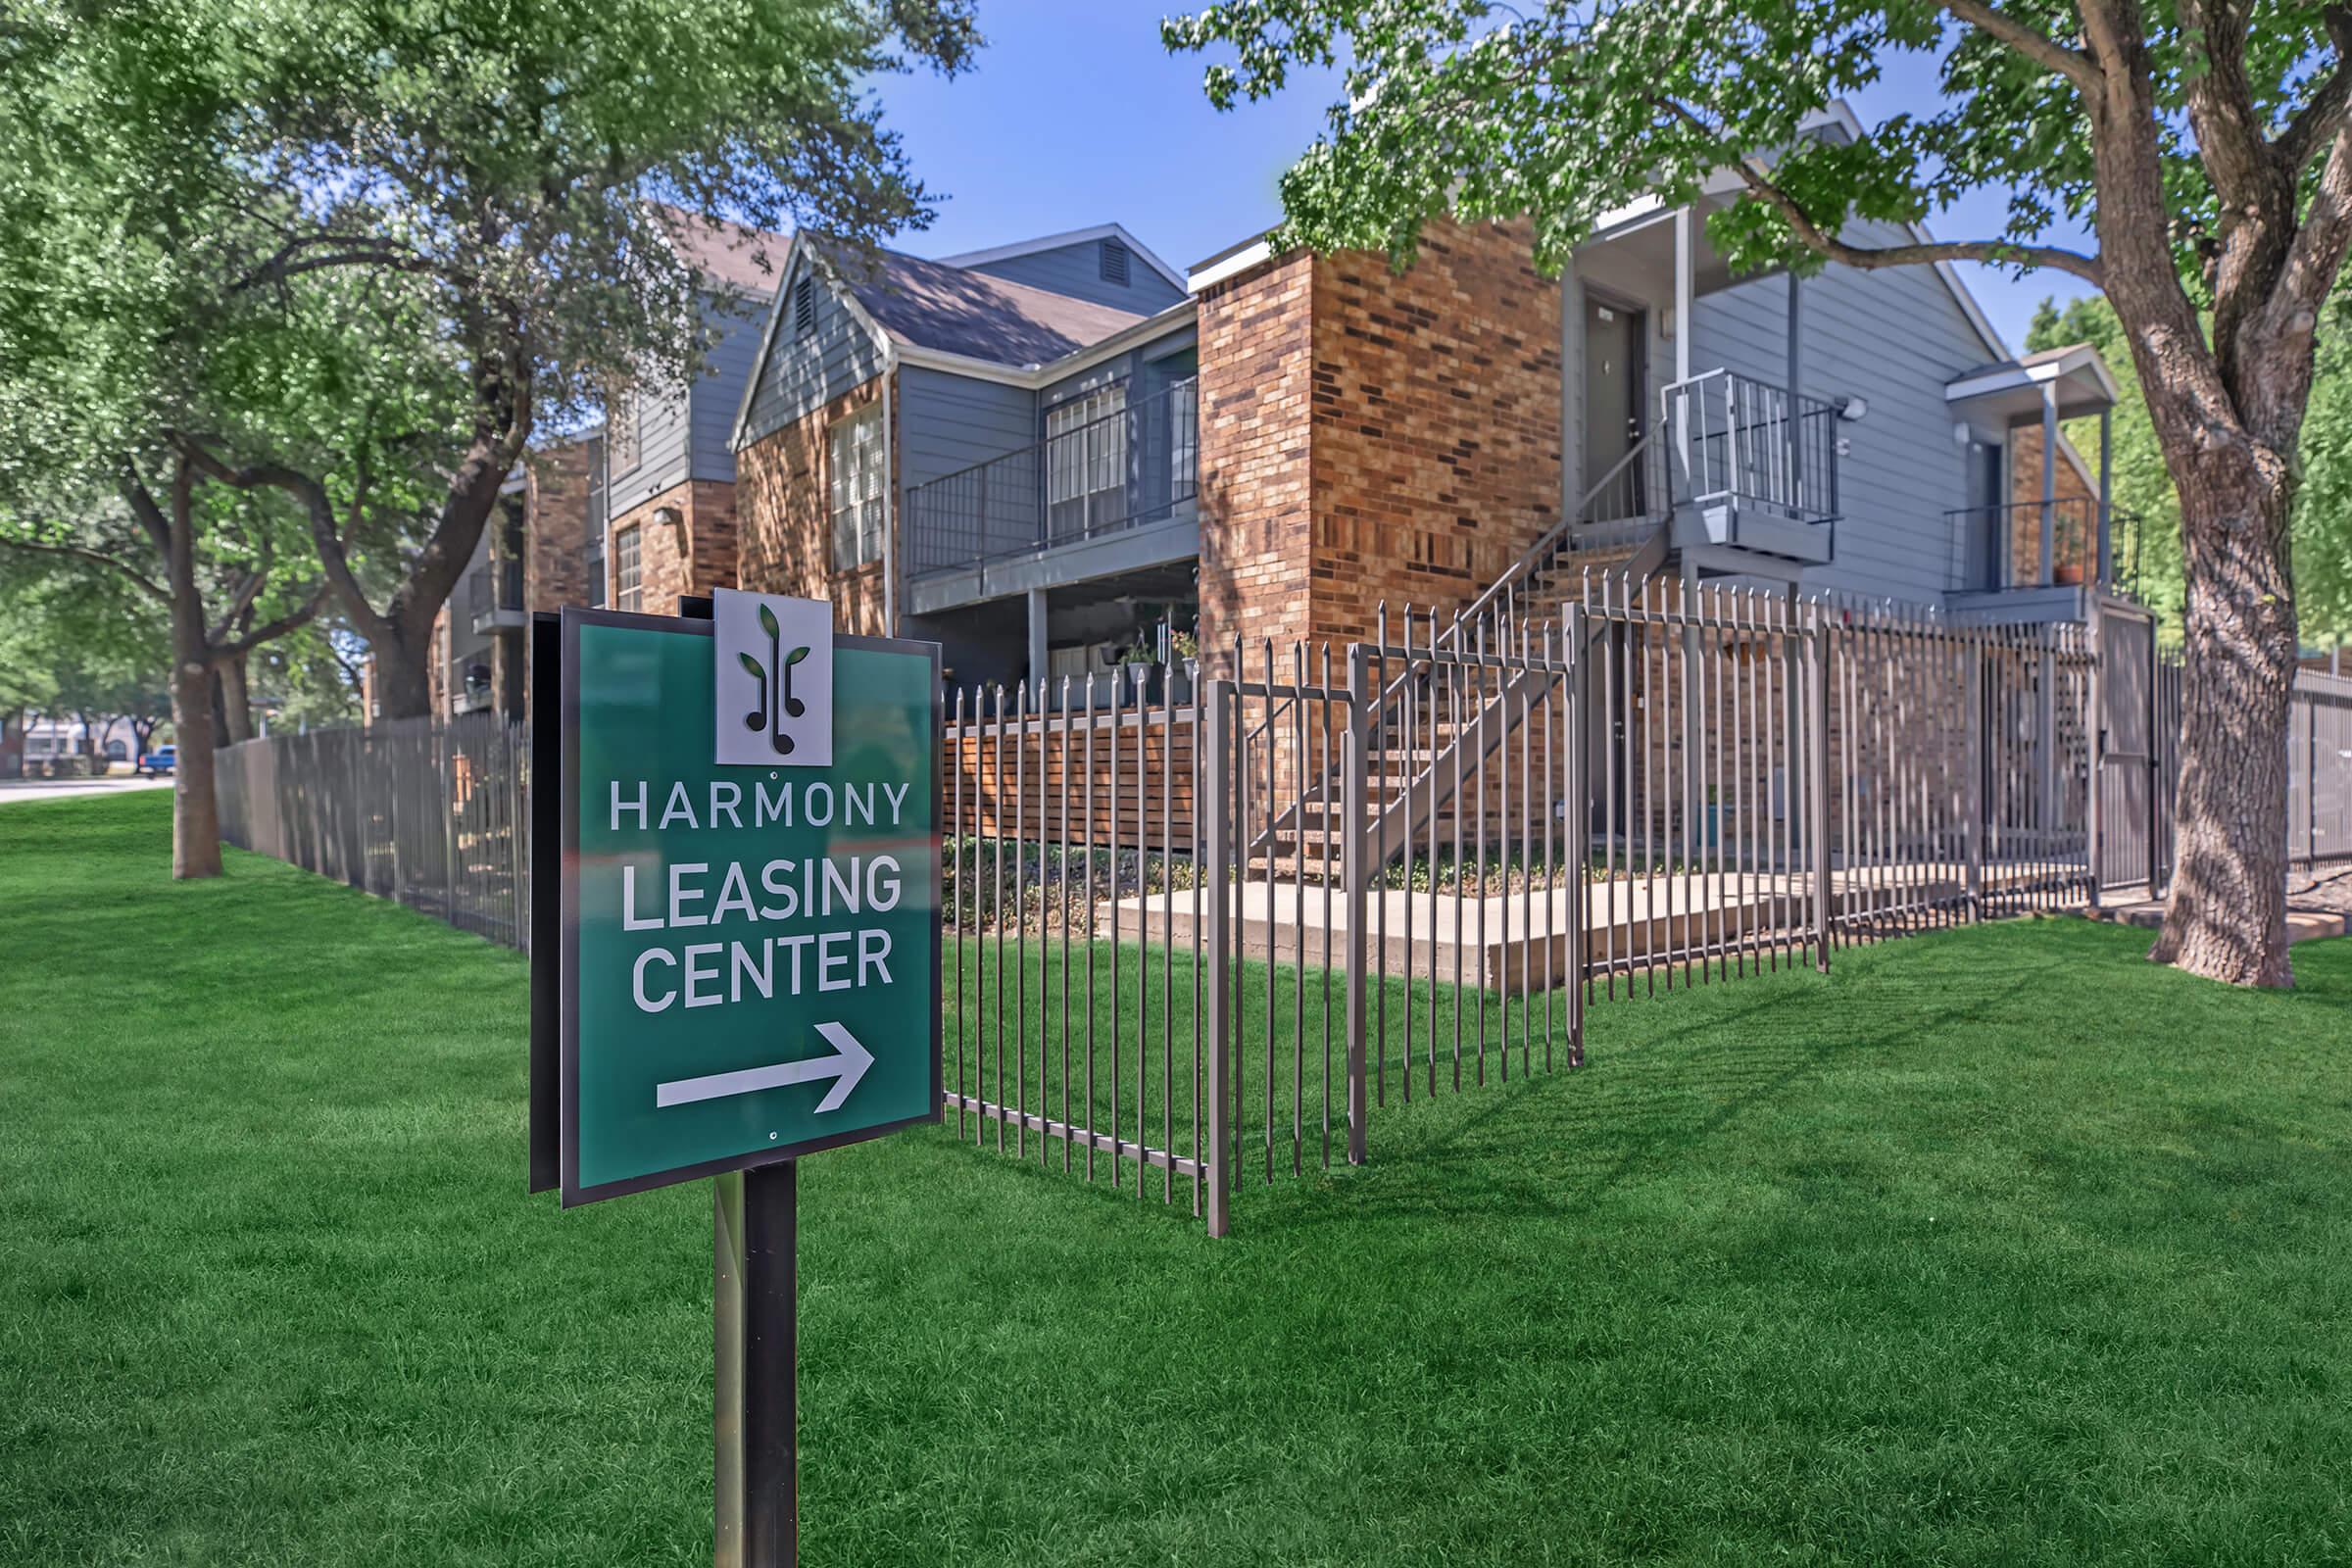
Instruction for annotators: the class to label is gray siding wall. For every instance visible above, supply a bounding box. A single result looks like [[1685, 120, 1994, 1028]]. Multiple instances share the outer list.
[[899, 366, 1041, 563], [608, 381, 691, 514], [898, 324, 1200, 579], [1039, 331, 1200, 524], [898, 366, 1035, 492], [608, 291, 772, 509], [737, 261, 886, 448], [1691, 220, 2000, 606], [690, 297, 768, 482], [964, 237, 1188, 315]]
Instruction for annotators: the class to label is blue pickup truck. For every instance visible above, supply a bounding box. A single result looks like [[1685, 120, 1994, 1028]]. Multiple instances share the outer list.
[[135, 745, 176, 777]]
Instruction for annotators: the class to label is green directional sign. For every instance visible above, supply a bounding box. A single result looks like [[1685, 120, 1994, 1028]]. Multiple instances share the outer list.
[[556, 605, 941, 1206]]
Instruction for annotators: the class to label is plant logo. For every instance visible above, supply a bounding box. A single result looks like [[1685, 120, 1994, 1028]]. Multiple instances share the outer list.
[[712, 589, 833, 766]]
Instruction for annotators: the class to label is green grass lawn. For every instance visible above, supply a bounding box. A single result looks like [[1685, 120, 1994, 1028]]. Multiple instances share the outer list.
[[5, 791, 2350, 1566]]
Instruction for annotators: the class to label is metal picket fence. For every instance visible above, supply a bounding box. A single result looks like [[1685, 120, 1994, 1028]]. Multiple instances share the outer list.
[[216, 712, 530, 950], [939, 582, 2277, 1235], [210, 596, 2352, 1240]]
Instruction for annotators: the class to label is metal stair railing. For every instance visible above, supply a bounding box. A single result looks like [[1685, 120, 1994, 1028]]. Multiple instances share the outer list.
[[1250, 428, 1674, 859]]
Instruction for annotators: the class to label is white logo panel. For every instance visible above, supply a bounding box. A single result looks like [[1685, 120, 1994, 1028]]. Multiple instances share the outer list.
[[712, 589, 834, 767]]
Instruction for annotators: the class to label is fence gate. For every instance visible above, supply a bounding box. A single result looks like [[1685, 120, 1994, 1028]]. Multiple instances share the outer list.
[[2095, 603, 2160, 894]]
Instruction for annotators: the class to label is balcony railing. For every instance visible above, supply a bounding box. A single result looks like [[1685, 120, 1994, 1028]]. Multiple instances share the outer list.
[[466, 559, 525, 633], [446, 654, 495, 713], [1943, 497, 2119, 593], [1663, 368, 1840, 524], [906, 376, 1198, 580]]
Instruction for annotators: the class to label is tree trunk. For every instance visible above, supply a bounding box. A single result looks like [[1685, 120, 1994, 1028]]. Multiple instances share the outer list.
[[2147, 466, 2298, 986], [219, 653, 255, 745], [369, 623, 436, 721], [170, 654, 223, 878]]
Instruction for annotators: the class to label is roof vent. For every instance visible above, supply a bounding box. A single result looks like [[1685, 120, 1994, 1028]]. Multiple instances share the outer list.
[[794, 276, 816, 337], [1099, 239, 1129, 287]]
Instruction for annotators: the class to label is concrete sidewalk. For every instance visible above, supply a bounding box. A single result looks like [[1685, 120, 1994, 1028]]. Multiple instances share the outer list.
[[1103, 860, 2083, 992], [0, 775, 172, 806], [2086, 883, 2351, 946]]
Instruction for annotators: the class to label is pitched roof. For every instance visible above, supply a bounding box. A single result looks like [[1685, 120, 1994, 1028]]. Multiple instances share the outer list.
[[938, 222, 1189, 293], [832, 248, 1151, 367], [654, 208, 789, 296]]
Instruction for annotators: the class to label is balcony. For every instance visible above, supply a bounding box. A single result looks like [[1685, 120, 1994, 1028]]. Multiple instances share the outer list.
[[447, 653, 495, 713], [905, 377, 1198, 610], [1661, 369, 1839, 565], [1943, 496, 2137, 621], [467, 559, 525, 635]]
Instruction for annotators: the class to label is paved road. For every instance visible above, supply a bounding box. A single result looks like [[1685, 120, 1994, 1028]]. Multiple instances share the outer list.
[[0, 774, 174, 806]]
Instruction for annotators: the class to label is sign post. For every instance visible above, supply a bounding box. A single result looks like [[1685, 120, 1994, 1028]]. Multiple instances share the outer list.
[[533, 590, 942, 1567]]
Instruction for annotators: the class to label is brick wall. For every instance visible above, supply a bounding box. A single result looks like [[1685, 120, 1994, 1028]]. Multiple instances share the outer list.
[[523, 441, 594, 613], [1307, 220, 1562, 649], [735, 371, 891, 635], [609, 478, 740, 612], [1194, 219, 1562, 666], [2006, 422, 2100, 583], [1196, 251, 1317, 669]]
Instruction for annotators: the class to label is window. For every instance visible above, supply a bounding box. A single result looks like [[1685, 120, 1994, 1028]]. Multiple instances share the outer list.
[[828, 406, 885, 570], [612, 522, 643, 612], [794, 276, 817, 338], [1046, 382, 1128, 541], [1099, 239, 1130, 286]]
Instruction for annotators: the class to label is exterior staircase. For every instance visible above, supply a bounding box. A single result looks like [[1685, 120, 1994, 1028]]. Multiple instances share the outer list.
[[1249, 368, 1845, 871], [1247, 431, 1676, 870]]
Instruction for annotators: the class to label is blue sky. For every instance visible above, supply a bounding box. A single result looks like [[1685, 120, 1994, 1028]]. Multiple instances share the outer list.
[[871, 4, 2100, 352]]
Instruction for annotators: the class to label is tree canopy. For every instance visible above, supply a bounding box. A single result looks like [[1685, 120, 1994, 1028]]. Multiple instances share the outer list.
[[1167, 1, 2352, 985], [1, 0, 972, 870], [1164, 1, 2345, 292], [2029, 288, 2352, 648], [0, 556, 170, 746], [1, 0, 978, 717]]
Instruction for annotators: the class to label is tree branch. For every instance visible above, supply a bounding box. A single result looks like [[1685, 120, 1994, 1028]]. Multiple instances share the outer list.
[[171, 432, 390, 646], [216, 581, 330, 658], [207, 569, 270, 645], [383, 325, 531, 639], [2250, 120, 2352, 442], [119, 466, 173, 560], [1940, 0, 2103, 96], [206, 520, 275, 644], [2278, 5, 2352, 171], [2176, 0, 2280, 217], [1660, 100, 2106, 283], [0, 535, 172, 604], [229, 230, 441, 294]]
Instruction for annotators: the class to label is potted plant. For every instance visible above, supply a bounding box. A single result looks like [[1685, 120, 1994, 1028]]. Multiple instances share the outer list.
[[2052, 504, 2089, 585]]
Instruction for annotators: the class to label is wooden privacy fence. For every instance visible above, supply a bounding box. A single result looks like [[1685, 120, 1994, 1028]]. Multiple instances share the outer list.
[[2291, 670, 2352, 868], [216, 713, 529, 951]]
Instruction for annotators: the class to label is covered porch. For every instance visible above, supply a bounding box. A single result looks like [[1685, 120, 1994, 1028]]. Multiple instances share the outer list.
[[911, 558, 1198, 703], [1941, 343, 2131, 623], [1563, 180, 1843, 573]]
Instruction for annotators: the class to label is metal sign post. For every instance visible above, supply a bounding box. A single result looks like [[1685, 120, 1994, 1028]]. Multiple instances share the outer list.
[[532, 594, 942, 1568], [713, 1161, 797, 1567]]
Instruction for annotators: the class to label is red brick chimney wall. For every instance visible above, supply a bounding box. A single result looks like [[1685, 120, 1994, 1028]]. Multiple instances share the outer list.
[[1194, 218, 1563, 667]]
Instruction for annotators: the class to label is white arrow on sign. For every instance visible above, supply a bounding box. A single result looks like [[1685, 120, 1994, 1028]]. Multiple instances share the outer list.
[[653, 1022, 875, 1113]]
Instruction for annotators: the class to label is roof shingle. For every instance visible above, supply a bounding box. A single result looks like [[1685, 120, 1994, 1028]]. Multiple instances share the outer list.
[[831, 248, 1154, 367]]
